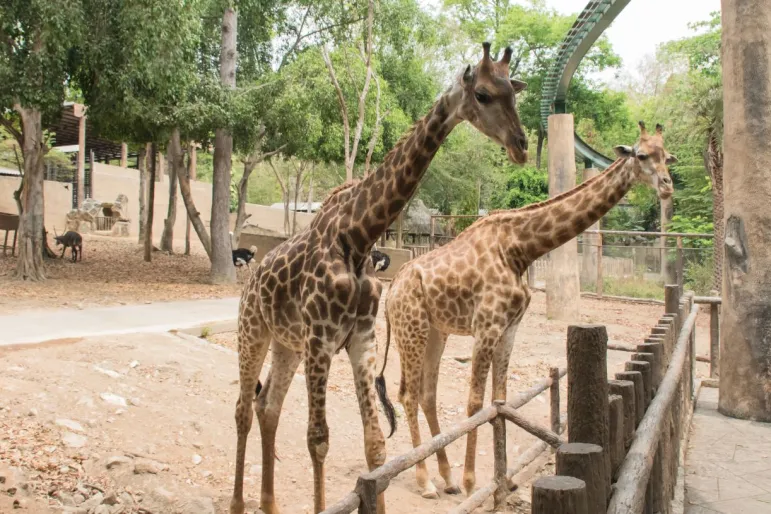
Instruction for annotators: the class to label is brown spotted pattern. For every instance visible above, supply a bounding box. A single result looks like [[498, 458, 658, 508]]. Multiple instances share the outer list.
[[229, 43, 530, 514], [382, 122, 676, 498]]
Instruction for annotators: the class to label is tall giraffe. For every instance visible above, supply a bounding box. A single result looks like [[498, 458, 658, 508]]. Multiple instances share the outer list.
[[381, 122, 676, 499], [230, 42, 529, 514]]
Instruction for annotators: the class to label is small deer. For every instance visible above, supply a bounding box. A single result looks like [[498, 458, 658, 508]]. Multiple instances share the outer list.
[[54, 230, 83, 262]]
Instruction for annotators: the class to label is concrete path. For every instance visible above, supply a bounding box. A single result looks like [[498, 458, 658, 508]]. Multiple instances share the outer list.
[[0, 297, 240, 346], [684, 386, 771, 513]]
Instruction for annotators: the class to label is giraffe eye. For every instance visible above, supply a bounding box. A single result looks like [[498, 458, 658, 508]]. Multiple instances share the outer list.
[[637, 153, 649, 161], [475, 92, 492, 104]]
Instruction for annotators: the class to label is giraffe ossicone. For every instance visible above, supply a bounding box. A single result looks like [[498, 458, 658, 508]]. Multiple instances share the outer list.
[[229, 41, 529, 514], [381, 121, 676, 499]]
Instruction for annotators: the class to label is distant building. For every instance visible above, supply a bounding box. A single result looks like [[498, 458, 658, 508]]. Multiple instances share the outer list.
[[269, 202, 323, 213]]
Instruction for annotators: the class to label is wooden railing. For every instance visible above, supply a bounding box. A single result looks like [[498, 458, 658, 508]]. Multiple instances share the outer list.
[[530, 285, 706, 514], [322, 368, 568, 514]]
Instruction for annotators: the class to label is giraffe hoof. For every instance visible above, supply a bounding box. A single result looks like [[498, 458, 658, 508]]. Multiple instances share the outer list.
[[444, 485, 462, 495], [421, 490, 440, 500], [508, 478, 519, 492]]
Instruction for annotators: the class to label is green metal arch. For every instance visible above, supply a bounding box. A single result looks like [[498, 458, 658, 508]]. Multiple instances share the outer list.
[[540, 0, 632, 169]]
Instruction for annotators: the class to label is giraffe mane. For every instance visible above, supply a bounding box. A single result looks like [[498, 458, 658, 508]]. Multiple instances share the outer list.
[[320, 179, 361, 208]]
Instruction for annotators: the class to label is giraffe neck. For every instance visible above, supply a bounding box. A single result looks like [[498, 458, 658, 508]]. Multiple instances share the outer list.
[[336, 84, 464, 256], [492, 157, 638, 269]]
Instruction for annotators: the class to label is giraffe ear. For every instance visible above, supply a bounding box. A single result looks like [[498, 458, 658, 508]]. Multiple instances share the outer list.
[[511, 79, 527, 93], [614, 145, 634, 157], [461, 64, 473, 86], [665, 153, 678, 165]]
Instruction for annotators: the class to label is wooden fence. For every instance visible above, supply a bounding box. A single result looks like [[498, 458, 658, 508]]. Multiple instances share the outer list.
[[530, 285, 706, 514], [322, 368, 569, 514], [322, 284, 717, 514]]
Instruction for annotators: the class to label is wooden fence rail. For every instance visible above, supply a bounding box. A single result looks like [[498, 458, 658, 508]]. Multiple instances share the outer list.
[[322, 367, 568, 514]]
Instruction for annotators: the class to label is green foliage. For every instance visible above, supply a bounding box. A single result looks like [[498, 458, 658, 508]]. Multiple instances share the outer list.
[[685, 256, 714, 295], [602, 278, 664, 301], [490, 165, 548, 210]]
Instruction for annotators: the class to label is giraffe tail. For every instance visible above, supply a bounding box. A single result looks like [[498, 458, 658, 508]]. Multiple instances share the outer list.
[[376, 308, 396, 438]]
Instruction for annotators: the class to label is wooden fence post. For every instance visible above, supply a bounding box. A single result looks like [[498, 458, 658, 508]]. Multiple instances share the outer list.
[[615, 371, 644, 426], [627, 360, 652, 408], [556, 443, 606, 514], [355, 476, 378, 514], [596, 233, 604, 297], [491, 401, 507, 510], [550, 367, 561, 433], [607, 395, 624, 480], [532, 476, 588, 514], [429, 216, 435, 250], [608, 380, 636, 448], [665, 285, 680, 326], [567, 325, 610, 500], [637, 343, 664, 390]]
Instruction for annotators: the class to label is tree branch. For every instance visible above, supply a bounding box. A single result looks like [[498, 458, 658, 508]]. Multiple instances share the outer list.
[[321, 45, 352, 180], [0, 115, 23, 146], [279, 14, 367, 70], [349, 0, 375, 179]]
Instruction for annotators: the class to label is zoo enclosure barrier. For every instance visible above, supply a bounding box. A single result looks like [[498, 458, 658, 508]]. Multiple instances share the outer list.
[[321, 366, 570, 514], [531, 284, 710, 514], [322, 284, 717, 513]]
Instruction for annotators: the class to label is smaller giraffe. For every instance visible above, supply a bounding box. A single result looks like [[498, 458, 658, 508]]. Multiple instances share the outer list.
[[380, 122, 676, 499]]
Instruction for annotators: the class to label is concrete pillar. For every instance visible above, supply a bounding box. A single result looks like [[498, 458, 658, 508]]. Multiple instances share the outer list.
[[76, 108, 86, 208], [120, 143, 128, 168], [718, 0, 771, 422], [580, 167, 600, 287], [546, 114, 580, 321], [660, 197, 674, 283]]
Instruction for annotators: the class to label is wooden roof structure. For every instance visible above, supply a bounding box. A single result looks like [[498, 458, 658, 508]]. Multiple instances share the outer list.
[[48, 103, 136, 164]]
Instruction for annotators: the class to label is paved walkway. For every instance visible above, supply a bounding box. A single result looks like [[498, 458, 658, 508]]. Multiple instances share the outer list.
[[0, 297, 240, 346], [684, 386, 771, 513]]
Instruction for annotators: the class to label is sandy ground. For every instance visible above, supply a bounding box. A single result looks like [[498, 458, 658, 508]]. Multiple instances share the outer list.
[[0, 235, 243, 315], [0, 290, 712, 514]]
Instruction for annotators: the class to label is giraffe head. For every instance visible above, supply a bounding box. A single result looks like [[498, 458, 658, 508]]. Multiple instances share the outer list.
[[613, 121, 676, 200], [455, 42, 529, 164]]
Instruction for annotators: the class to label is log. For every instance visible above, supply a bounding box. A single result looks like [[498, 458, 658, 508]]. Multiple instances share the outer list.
[[532, 476, 588, 514], [567, 325, 610, 501], [710, 301, 719, 378], [556, 443, 607, 514], [626, 360, 652, 409], [632, 353, 657, 393], [608, 394, 625, 480], [355, 475, 377, 514], [550, 367, 561, 433], [638, 343, 664, 390], [608, 380, 636, 448], [497, 403, 564, 448], [320, 492, 359, 514], [615, 371, 645, 426], [492, 409, 507, 509]]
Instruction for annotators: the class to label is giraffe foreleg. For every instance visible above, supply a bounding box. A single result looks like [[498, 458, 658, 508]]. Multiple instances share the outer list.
[[419, 328, 460, 494], [347, 318, 388, 514], [305, 330, 335, 513], [230, 323, 271, 514], [462, 330, 500, 496], [255, 341, 301, 514]]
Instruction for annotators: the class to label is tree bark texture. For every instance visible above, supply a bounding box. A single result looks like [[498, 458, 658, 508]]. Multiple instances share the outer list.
[[660, 196, 674, 283], [719, 0, 771, 421], [138, 144, 148, 244], [15, 106, 47, 281], [185, 142, 196, 256], [177, 137, 211, 257], [161, 133, 182, 253], [144, 143, 157, 262], [556, 443, 607, 514], [566, 324, 610, 500], [233, 158, 256, 248], [536, 126, 545, 170], [210, 6, 237, 284], [532, 476, 588, 514]]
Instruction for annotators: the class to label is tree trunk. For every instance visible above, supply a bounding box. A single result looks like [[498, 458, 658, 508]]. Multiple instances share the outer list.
[[144, 143, 157, 262], [210, 6, 237, 284], [233, 159, 256, 247], [307, 169, 314, 213], [138, 144, 148, 244], [14, 106, 47, 281], [177, 134, 211, 257], [707, 130, 724, 291], [660, 196, 674, 283], [161, 133, 181, 253], [291, 163, 305, 236], [185, 143, 196, 256], [536, 126, 545, 170]]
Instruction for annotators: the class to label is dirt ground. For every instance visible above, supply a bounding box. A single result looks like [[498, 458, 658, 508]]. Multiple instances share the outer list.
[[0, 235, 243, 314], [0, 289, 712, 514]]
